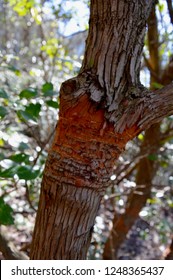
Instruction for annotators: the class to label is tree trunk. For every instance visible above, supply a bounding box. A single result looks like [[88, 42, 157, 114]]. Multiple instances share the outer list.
[[30, 80, 133, 259], [103, 3, 162, 259], [102, 2, 173, 259], [30, 0, 173, 259]]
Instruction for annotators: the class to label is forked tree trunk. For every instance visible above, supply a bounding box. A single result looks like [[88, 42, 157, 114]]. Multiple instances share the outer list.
[[30, 0, 173, 259]]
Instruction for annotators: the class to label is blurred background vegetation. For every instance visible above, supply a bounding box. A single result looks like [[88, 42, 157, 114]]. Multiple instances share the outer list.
[[0, 0, 173, 260]]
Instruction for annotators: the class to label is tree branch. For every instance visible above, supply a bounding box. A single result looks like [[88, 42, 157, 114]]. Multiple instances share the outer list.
[[161, 55, 173, 85], [114, 83, 173, 134], [143, 53, 162, 83], [0, 230, 28, 260], [82, 0, 155, 109], [138, 83, 173, 130]]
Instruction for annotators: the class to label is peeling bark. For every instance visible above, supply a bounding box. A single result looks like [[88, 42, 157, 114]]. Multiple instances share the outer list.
[[30, 79, 135, 259]]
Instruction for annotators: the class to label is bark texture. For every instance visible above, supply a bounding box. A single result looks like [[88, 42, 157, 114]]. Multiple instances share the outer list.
[[30, 80, 135, 259], [30, 0, 173, 259], [81, 0, 154, 131], [103, 4, 173, 259]]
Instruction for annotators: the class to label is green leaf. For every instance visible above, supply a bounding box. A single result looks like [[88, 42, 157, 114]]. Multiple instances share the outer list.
[[17, 110, 34, 122], [16, 166, 40, 180], [25, 103, 41, 118], [9, 0, 36, 17], [147, 198, 158, 204], [41, 39, 59, 57], [160, 161, 168, 168], [19, 88, 38, 99], [0, 106, 8, 118], [46, 100, 59, 109], [9, 153, 30, 163], [0, 166, 18, 178], [17, 103, 41, 122], [0, 197, 14, 225], [0, 89, 9, 99], [7, 65, 20, 76], [0, 153, 5, 161], [151, 82, 163, 89], [42, 82, 53, 93], [43, 90, 57, 97], [167, 200, 173, 208], [18, 142, 30, 151], [42, 83, 57, 96], [148, 154, 158, 161], [158, 3, 164, 13], [0, 139, 5, 147]]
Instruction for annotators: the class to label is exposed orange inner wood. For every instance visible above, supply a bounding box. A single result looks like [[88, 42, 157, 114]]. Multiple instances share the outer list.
[[49, 93, 139, 189]]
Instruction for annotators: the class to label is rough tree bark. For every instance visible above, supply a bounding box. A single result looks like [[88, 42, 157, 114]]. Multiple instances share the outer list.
[[30, 0, 173, 259], [103, 4, 163, 259]]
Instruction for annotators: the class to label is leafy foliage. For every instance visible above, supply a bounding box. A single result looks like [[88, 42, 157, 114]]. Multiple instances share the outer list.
[[9, 0, 37, 17], [0, 0, 81, 256], [0, 197, 14, 225]]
